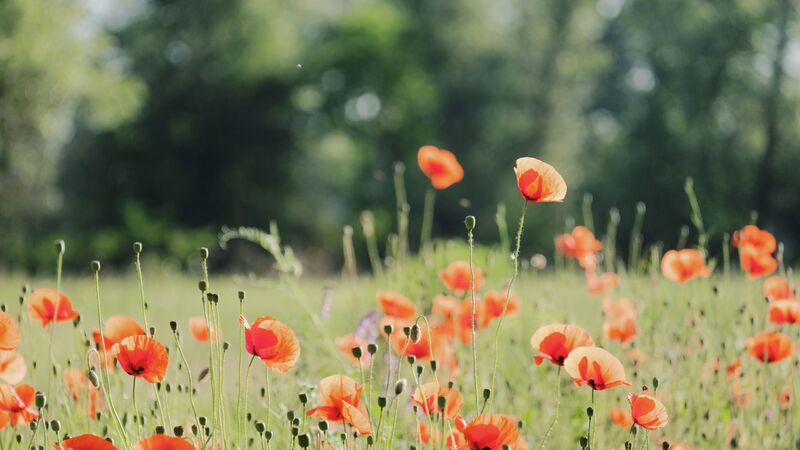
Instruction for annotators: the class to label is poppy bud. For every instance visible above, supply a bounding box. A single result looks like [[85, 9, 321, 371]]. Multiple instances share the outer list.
[[287, 411, 295, 422], [464, 215, 476, 231], [437, 395, 446, 409], [199, 416, 207, 426], [291, 426, 299, 437], [133, 242, 143, 254], [402, 326, 411, 337], [200, 247, 209, 259], [191, 425, 198, 436], [430, 360, 438, 372], [415, 365, 423, 376], [91, 261, 101, 272], [318, 420, 328, 431], [394, 379, 407, 396], [652, 377, 659, 390], [298, 434, 310, 448], [238, 291, 245, 301], [351, 346, 362, 359], [174, 426, 184, 437], [155, 426, 165, 435], [503, 446, 510, 450], [87, 370, 100, 388], [394, 161, 405, 175], [73, 316, 80, 327], [586, 407, 594, 417], [169, 321, 177, 332], [149, 327, 156, 336], [35, 392, 46, 409], [223, 342, 230, 351], [264, 431, 273, 441], [662, 443, 669, 450], [410, 325, 420, 343], [383, 324, 393, 335], [407, 356, 416, 365], [198, 281, 207, 292], [367, 436, 374, 445], [298, 393, 308, 404], [50, 420, 60, 432], [55, 240, 65, 255], [482, 388, 491, 401], [377, 397, 387, 408], [254, 421, 265, 434], [579, 437, 588, 448], [367, 343, 377, 355]]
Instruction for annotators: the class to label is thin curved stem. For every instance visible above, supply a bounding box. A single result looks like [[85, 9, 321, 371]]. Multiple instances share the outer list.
[[538, 366, 561, 449]]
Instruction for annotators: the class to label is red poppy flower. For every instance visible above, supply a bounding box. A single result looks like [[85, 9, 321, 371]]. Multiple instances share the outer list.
[[335, 334, 371, 367], [134, 435, 195, 450], [530, 324, 595, 366], [92, 316, 146, 368], [0, 351, 25, 385], [556, 227, 603, 272], [455, 414, 523, 450], [55, 434, 117, 450], [0, 312, 20, 351], [629, 392, 669, 430], [609, 406, 633, 428], [306, 374, 371, 435], [0, 384, 38, 426], [738, 245, 777, 279], [240, 315, 300, 373], [763, 276, 794, 301], [586, 272, 619, 295], [563, 347, 631, 390], [514, 157, 567, 203], [732, 225, 776, 254], [112, 335, 169, 383], [725, 358, 742, 380], [660, 249, 711, 283], [440, 261, 485, 295], [768, 300, 800, 325], [483, 290, 519, 319], [747, 332, 794, 363], [418, 145, 464, 190], [412, 381, 464, 419], [377, 292, 417, 321], [27, 288, 80, 327]]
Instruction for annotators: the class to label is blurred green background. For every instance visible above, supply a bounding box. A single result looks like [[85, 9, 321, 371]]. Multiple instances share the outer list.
[[2, 0, 799, 272]]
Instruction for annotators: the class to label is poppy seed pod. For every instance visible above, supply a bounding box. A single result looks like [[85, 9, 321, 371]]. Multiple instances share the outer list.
[[174, 425, 184, 437], [169, 321, 177, 332], [264, 431, 273, 441], [410, 325, 421, 343], [133, 242, 143, 254], [587, 407, 594, 417], [198, 281, 207, 292], [482, 389, 491, 401], [662, 443, 669, 450], [55, 240, 65, 255], [383, 324, 393, 335], [351, 346, 362, 359], [155, 426, 165, 434], [367, 343, 377, 355], [298, 393, 308, 404], [238, 291, 245, 301], [91, 261, 101, 272], [394, 378, 407, 396], [35, 392, 46, 409], [464, 216, 476, 231], [199, 247, 209, 259], [318, 420, 328, 431], [377, 397, 387, 408], [298, 434, 310, 448]]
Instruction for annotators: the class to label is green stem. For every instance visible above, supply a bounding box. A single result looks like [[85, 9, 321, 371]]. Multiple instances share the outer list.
[[467, 223, 480, 411], [132, 377, 142, 439], [538, 367, 561, 450], [236, 299, 246, 448], [420, 187, 436, 252], [173, 330, 202, 442]]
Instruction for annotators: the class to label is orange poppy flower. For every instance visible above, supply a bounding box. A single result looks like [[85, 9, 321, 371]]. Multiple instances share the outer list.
[[725, 358, 742, 380], [0, 351, 25, 385], [456, 414, 523, 450], [240, 315, 300, 373], [738, 246, 777, 279], [747, 332, 794, 363], [135, 435, 195, 450], [609, 406, 633, 428], [556, 227, 603, 268], [412, 381, 464, 419], [514, 157, 567, 203], [763, 276, 794, 301], [0, 384, 38, 426], [27, 288, 80, 327], [780, 385, 792, 410], [418, 145, 464, 190], [660, 249, 711, 283], [112, 335, 169, 383], [392, 321, 436, 360], [92, 316, 146, 368], [768, 300, 800, 325], [530, 324, 595, 366], [63, 368, 103, 419], [440, 261, 485, 295], [335, 334, 371, 367], [0, 312, 20, 351], [188, 317, 218, 342], [419, 422, 468, 449], [306, 374, 371, 435], [669, 445, 693, 450], [604, 317, 637, 344], [483, 290, 519, 319], [586, 272, 619, 295], [628, 392, 669, 430], [732, 225, 776, 254], [455, 298, 491, 344], [377, 292, 417, 321], [603, 298, 636, 321], [54, 434, 117, 450], [563, 347, 631, 390]]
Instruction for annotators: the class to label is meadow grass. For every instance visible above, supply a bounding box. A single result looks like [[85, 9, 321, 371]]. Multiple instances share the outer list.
[[3, 241, 794, 450]]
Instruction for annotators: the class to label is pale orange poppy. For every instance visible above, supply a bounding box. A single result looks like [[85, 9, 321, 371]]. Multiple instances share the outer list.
[[455, 414, 524, 450], [240, 315, 300, 373], [514, 157, 567, 203], [763, 276, 794, 301], [63, 368, 103, 419], [377, 292, 417, 321], [586, 272, 619, 295], [530, 324, 595, 366], [629, 392, 669, 430], [768, 300, 800, 325], [306, 374, 371, 435], [412, 381, 464, 419], [27, 288, 80, 327], [0, 351, 25, 385], [603, 298, 637, 344], [0, 384, 38, 426], [732, 225, 776, 254], [55, 434, 117, 450], [556, 227, 603, 271], [747, 332, 794, 363], [188, 317, 218, 342], [0, 312, 20, 351], [563, 347, 631, 390], [660, 249, 711, 283], [134, 435, 195, 450], [440, 261, 485, 295], [418, 145, 464, 190], [112, 335, 169, 383], [483, 290, 519, 319], [609, 406, 633, 428]]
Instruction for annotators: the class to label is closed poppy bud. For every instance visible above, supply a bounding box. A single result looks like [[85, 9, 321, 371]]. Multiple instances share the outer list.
[[464, 216, 476, 231], [395, 379, 407, 396], [174, 425, 184, 437], [200, 247, 209, 259], [91, 261, 101, 272], [55, 240, 65, 255], [483, 388, 491, 401], [298, 393, 308, 404], [87, 370, 100, 389], [298, 434, 310, 448], [133, 242, 143, 254], [367, 344, 377, 355], [377, 397, 387, 408], [169, 321, 177, 332], [351, 346, 362, 359], [318, 420, 328, 431], [238, 291, 245, 301]]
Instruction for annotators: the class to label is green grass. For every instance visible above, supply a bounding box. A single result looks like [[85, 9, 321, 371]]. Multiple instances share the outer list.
[[3, 247, 795, 450]]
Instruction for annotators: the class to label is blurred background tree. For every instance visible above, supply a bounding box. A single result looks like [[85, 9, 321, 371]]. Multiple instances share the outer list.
[[2, 0, 800, 272]]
